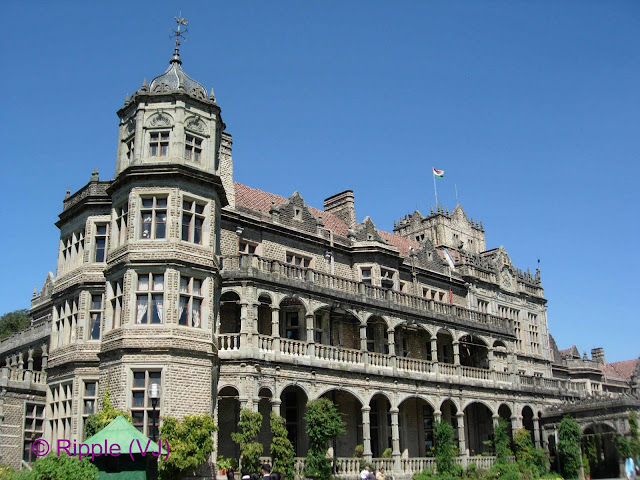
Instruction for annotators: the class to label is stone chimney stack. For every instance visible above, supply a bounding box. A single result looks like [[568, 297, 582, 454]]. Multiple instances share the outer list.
[[591, 347, 606, 365], [324, 190, 356, 230]]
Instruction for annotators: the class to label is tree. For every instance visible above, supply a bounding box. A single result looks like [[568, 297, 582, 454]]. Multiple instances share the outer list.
[[513, 428, 547, 477], [0, 309, 30, 340], [84, 390, 131, 438], [494, 418, 513, 465], [159, 413, 217, 480], [270, 412, 294, 479], [19, 452, 98, 480], [629, 411, 640, 459], [304, 398, 346, 480], [231, 408, 263, 473], [558, 415, 582, 479], [433, 421, 456, 475]]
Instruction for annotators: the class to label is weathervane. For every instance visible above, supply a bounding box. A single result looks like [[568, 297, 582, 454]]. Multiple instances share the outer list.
[[170, 14, 188, 49]]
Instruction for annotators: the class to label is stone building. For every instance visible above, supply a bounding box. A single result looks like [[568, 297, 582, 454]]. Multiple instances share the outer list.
[[0, 38, 638, 478]]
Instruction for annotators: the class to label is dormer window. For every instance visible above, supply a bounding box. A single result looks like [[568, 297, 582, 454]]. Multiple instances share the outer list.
[[149, 131, 169, 157], [184, 134, 203, 162]]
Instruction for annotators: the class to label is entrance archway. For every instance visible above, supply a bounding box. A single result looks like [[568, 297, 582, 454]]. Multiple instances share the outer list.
[[399, 396, 435, 457], [464, 402, 494, 455], [218, 386, 240, 460], [281, 385, 308, 455], [583, 424, 620, 479], [320, 389, 363, 457]]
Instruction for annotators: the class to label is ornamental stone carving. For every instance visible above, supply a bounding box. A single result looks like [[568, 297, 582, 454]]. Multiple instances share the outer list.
[[147, 111, 173, 128], [185, 115, 206, 134]]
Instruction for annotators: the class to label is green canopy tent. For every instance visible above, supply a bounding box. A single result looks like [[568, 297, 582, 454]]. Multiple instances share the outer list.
[[83, 416, 168, 479]]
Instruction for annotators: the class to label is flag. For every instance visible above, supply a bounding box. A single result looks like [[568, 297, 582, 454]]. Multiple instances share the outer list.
[[433, 168, 444, 178]]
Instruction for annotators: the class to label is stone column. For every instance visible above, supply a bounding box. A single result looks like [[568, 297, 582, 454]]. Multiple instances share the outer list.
[[453, 342, 460, 365], [271, 307, 280, 352], [17, 352, 24, 370], [306, 314, 315, 358], [390, 408, 401, 472], [239, 301, 248, 349], [271, 399, 281, 416], [487, 347, 494, 370], [360, 324, 368, 351], [492, 414, 500, 429], [41, 344, 48, 370], [249, 301, 259, 349], [533, 417, 541, 449], [511, 415, 521, 432], [430, 337, 438, 362], [362, 406, 372, 460], [434, 410, 442, 423], [27, 349, 34, 371], [456, 412, 466, 455], [388, 329, 396, 369]]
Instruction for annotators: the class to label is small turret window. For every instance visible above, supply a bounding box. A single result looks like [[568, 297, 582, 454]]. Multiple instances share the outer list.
[[149, 131, 169, 157], [185, 134, 203, 162], [125, 136, 135, 161]]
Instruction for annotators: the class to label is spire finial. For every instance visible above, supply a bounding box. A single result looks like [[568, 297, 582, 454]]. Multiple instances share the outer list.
[[169, 14, 188, 65]]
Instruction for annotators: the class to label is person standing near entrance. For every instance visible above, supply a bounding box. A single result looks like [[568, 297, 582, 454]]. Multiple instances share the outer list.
[[625, 456, 636, 480]]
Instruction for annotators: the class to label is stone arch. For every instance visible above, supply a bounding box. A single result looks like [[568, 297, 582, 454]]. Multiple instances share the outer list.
[[312, 305, 360, 349], [463, 401, 495, 455], [316, 386, 364, 404], [320, 389, 364, 457], [498, 404, 514, 442], [364, 313, 390, 329], [279, 297, 308, 341], [459, 334, 489, 369], [365, 316, 389, 354], [257, 293, 273, 335], [257, 387, 274, 457], [437, 329, 455, 364], [583, 423, 620, 478], [280, 384, 309, 456], [440, 399, 461, 447], [398, 395, 437, 457], [369, 392, 392, 458], [217, 386, 240, 460], [220, 291, 241, 334], [394, 321, 431, 360], [365, 390, 393, 407], [522, 405, 535, 443]]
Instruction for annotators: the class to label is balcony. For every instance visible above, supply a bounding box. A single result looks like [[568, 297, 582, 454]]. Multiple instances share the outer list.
[[0, 368, 48, 392], [221, 255, 511, 335], [217, 333, 585, 397]]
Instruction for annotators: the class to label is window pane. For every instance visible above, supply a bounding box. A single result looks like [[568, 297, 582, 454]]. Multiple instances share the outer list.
[[132, 392, 145, 407], [161, 145, 168, 156], [194, 218, 203, 244], [178, 297, 188, 326], [133, 372, 145, 388], [151, 295, 163, 323], [155, 213, 166, 238], [161, 132, 169, 141], [149, 371, 161, 384], [194, 150, 200, 162], [182, 214, 190, 241], [90, 313, 101, 340], [180, 277, 189, 293], [152, 274, 164, 291], [183, 200, 192, 211], [138, 275, 149, 291], [132, 411, 144, 430], [195, 203, 205, 214], [156, 198, 167, 208], [193, 279, 202, 295], [142, 198, 153, 208], [84, 400, 95, 415], [184, 146, 191, 159], [91, 295, 102, 310], [136, 295, 148, 324], [97, 225, 107, 235], [85, 382, 96, 397]]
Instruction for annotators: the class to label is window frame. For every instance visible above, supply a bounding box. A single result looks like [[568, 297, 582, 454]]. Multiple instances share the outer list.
[[88, 293, 103, 340], [135, 272, 165, 325], [184, 133, 204, 162], [178, 275, 204, 328], [181, 198, 206, 245], [130, 369, 163, 438], [139, 195, 168, 240], [149, 130, 170, 157], [94, 223, 109, 263]]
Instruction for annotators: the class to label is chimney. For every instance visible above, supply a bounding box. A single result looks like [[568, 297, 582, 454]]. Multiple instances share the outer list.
[[324, 190, 356, 230], [591, 347, 606, 365]]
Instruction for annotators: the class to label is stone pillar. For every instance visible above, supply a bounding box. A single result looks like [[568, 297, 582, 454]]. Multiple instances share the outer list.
[[212, 396, 219, 462], [487, 347, 494, 370], [17, 352, 24, 370], [430, 337, 438, 362], [306, 314, 315, 358], [239, 397, 248, 409], [249, 302, 259, 349], [453, 342, 460, 365], [362, 406, 372, 460], [41, 344, 48, 370], [272, 399, 281, 416], [240, 301, 248, 349], [390, 408, 401, 472], [533, 417, 541, 449], [360, 324, 368, 351], [434, 410, 442, 423], [388, 329, 396, 370], [27, 349, 34, 371], [271, 307, 280, 352], [456, 412, 466, 455], [492, 414, 500, 429], [10, 355, 16, 368], [511, 415, 521, 432]]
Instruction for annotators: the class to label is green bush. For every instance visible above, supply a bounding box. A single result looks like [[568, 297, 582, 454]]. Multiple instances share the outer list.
[[434, 421, 456, 475], [231, 409, 263, 474], [303, 398, 346, 480], [494, 419, 513, 465], [19, 452, 98, 480], [489, 462, 520, 480], [558, 416, 582, 479], [158, 413, 217, 480], [412, 468, 434, 480], [84, 390, 131, 438], [513, 428, 547, 477], [270, 412, 294, 480], [382, 447, 393, 458], [0, 464, 15, 480]]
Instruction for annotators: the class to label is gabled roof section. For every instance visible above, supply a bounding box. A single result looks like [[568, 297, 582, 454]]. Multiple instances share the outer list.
[[601, 359, 639, 381], [233, 182, 418, 250]]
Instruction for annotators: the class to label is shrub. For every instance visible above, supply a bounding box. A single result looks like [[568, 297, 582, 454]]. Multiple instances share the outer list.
[[304, 398, 346, 480], [382, 447, 393, 458], [354, 444, 365, 458], [0, 465, 15, 480], [231, 408, 263, 474], [433, 421, 456, 475], [558, 415, 582, 479], [159, 413, 217, 480], [513, 428, 547, 477], [20, 452, 98, 480], [270, 412, 294, 480], [489, 462, 520, 480], [494, 419, 513, 465]]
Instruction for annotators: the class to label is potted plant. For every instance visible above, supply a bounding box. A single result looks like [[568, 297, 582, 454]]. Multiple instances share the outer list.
[[217, 456, 234, 475]]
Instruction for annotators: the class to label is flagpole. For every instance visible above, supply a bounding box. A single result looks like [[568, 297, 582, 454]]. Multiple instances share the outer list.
[[433, 168, 438, 208]]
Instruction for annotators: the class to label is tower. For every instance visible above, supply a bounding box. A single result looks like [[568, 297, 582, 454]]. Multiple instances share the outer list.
[[46, 18, 228, 444]]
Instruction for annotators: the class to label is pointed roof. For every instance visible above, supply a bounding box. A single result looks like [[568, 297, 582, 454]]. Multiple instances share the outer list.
[[83, 416, 167, 455], [148, 49, 208, 101]]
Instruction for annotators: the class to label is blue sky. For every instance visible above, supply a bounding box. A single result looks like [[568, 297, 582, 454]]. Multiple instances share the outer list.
[[1, 1, 638, 362]]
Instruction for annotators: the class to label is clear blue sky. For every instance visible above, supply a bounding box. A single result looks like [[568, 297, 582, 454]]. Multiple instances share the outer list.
[[1, 2, 638, 362]]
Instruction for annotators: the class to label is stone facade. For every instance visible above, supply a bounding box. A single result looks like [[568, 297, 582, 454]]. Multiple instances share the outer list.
[[0, 43, 638, 478]]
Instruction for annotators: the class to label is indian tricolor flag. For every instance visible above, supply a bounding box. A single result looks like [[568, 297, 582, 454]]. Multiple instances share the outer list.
[[433, 168, 444, 178]]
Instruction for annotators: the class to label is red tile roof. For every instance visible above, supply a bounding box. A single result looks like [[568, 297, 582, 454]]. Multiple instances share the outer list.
[[601, 359, 638, 381], [233, 182, 415, 253]]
